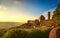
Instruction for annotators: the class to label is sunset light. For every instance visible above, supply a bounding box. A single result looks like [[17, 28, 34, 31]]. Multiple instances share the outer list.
[[0, 5, 36, 23]]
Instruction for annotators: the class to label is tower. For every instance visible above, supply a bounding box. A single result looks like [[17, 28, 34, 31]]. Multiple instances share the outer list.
[[48, 12, 50, 20]]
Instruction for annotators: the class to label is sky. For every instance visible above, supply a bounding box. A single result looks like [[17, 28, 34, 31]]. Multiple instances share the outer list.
[[0, 0, 59, 23]]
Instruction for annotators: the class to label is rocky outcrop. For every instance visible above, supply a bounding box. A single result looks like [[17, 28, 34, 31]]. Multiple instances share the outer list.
[[49, 27, 60, 38]]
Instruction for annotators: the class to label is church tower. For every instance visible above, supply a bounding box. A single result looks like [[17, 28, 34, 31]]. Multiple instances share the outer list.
[[48, 12, 50, 20]]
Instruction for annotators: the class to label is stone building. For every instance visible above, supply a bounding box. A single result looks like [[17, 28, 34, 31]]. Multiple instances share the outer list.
[[39, 15, 45, 22], [39, 12, 55, 27]]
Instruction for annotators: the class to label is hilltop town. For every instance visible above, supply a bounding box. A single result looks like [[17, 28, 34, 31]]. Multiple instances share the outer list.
[[19, 3, 60, 29]]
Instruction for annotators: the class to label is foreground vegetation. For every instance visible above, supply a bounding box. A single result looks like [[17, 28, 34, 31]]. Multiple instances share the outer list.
[[1, 28, 51, 38]]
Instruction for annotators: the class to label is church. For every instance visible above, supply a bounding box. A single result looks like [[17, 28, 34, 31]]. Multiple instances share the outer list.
[[19, 12, 55, 29], [19, 4, 60, 29]]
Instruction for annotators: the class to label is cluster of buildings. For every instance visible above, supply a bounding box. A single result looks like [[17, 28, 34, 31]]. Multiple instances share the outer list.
[[20, 12, 55, 29]]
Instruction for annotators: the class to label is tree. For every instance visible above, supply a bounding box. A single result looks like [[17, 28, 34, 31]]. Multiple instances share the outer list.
[[52, 3, 60, 19], [52, 3, 60, 26]]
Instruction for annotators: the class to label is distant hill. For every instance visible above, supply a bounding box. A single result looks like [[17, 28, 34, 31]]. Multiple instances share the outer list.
[[0, 22, 23, 29]]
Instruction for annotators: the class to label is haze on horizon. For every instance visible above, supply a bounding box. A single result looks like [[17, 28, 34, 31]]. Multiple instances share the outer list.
[[0, 0, 59, 23]]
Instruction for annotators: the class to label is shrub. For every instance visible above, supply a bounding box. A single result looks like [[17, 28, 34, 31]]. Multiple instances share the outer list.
[[28, 29, 42, 38], [3, 28, 28, 38], [28, 28, 51, 38], [3, 28, 51, 38]]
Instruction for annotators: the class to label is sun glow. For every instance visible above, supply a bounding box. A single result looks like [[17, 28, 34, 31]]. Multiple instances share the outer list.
[[0, 5, 36, 23]]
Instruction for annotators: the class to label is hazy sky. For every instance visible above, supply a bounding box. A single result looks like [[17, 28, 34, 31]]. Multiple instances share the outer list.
[[0, 0, 59, 23]]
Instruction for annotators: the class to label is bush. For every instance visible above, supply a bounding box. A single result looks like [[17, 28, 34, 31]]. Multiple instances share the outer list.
[[28, 28, 51, 38], [3, 28, 28, 38], [3, 28, 51, 38], [28, 29, 42, 38]]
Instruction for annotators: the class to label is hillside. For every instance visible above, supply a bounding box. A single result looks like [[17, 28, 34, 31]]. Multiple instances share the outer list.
[[0, 22, 23, 29]]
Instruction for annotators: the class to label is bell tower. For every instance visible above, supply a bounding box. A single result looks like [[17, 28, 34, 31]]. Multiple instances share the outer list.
[[48, 12, 50, 20]]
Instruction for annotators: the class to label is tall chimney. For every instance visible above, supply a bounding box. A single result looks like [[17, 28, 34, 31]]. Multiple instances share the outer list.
[[48, 12, 50, 20]]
